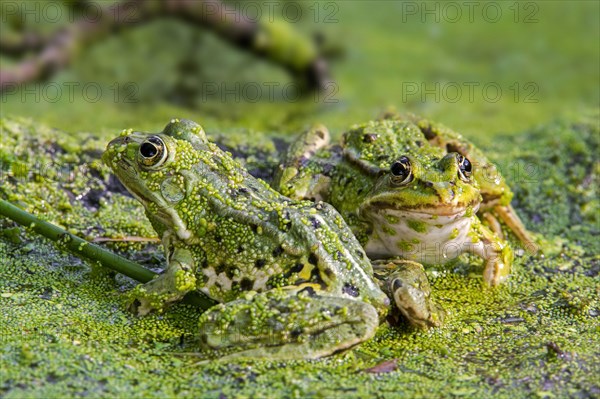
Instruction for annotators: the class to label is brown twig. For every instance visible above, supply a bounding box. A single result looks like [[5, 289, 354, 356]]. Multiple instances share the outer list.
[[0, 0, 329, 93], [0, 0, 153, 91], [0, 31, 47, 55]]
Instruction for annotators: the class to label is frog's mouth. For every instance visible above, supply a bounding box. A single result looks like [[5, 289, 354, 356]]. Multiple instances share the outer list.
[[107, 157, 156, 207], [362, 200, 480, 218]]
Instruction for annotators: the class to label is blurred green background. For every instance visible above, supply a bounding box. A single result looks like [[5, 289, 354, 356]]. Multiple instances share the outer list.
[[2, 0, 598, 136]]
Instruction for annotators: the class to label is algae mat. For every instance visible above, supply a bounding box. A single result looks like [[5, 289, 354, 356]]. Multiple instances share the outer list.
[[0, 115, 598, 398]]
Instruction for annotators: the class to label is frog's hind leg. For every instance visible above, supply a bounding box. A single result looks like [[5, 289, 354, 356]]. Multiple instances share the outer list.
[[481, 211, 505, 240], [273, 125, 331, 200], [373, 260, 444, 329], [198, 286, 379, 360], [492, 204, 538, 253], [287, 124, 331, 159]]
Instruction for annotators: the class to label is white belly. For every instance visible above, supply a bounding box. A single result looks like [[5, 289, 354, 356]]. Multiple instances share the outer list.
[[364, 208, 477, 265]]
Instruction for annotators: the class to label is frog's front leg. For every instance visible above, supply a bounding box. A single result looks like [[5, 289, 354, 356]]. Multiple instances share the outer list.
[[465, 218, 513, 286], [129, 247, 197, 316], [198, 285, 379, 360], [373, 259, 444, 329]]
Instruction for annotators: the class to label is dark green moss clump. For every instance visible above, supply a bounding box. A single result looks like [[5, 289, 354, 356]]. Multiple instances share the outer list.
[[1, 116, 599, 398]]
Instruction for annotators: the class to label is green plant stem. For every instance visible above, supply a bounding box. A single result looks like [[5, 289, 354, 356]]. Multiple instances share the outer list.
[[0, 199, 214, 310]]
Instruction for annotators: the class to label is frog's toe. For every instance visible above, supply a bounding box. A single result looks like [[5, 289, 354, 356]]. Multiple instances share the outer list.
[[420, 301, 445, 328], [127, 297, 154, 316], [126, 286, 169, 316]]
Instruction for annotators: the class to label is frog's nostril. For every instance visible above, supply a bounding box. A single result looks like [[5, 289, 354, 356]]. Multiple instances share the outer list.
[[446, 189, 456, 202], [108, 136, 127, 147]]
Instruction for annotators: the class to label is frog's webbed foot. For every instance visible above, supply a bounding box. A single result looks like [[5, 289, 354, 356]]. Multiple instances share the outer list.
[[198, 286, 379, 360], [273, 125, 331, 200], [373, 260, 444, 329], [128, 248, 197, 316]]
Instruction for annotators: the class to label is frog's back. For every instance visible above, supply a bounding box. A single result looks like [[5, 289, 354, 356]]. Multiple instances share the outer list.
[[176, 151, 387, 312]]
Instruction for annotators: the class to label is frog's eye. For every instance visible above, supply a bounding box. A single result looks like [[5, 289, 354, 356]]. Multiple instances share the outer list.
[[390, 156, 413, 185], [139, 136, 167, 168], [456, 154, 472, 181]]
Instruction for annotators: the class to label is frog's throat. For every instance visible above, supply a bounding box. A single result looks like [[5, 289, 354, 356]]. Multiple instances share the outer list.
[[363, 206, 480, 264], [164, 207, 192, 241], [112, 168, 193, 242]]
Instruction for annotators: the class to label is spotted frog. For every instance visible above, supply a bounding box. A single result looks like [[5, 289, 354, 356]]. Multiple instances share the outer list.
[[103, 119, 390, 360], [274, 115, 535, 328]]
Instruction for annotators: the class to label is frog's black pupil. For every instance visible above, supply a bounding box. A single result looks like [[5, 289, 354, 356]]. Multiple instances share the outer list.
[[460, 156, 472, 173], [391, 157, 410, 177], [140, 142, 158, 158], [391, 163, 405, 176]]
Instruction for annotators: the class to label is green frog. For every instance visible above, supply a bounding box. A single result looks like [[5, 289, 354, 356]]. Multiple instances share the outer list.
[[102, 119, 390, 360], [274, 115, 535, 328]]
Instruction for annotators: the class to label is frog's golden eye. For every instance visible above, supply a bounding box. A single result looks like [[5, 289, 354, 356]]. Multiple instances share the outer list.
[[390, 156, 413, 185], [139, 136, 167, 168], [457, 154, 472, 181]]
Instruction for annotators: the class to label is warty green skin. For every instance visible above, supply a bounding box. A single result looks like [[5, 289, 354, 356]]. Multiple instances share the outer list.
[[275, 117, 521, 328], [102, 119, 390, 360]]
